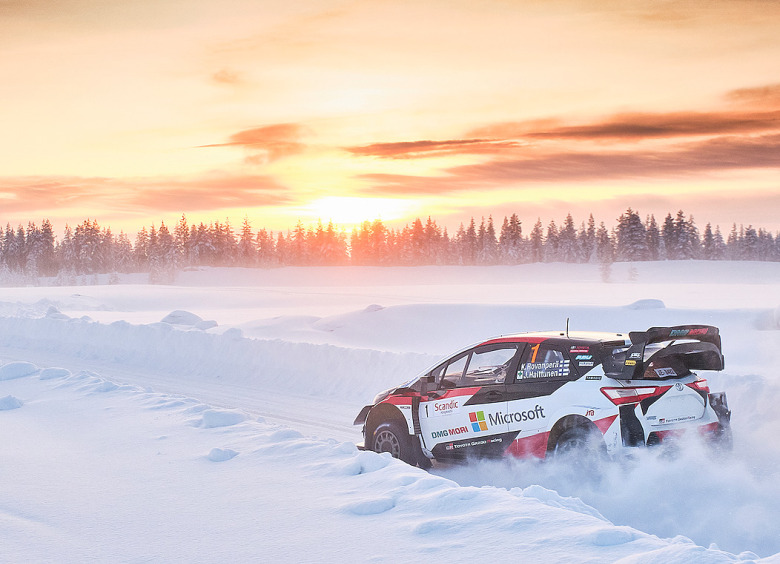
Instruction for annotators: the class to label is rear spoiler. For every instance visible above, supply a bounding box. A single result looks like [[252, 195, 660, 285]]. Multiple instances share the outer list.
[[607, 325, 724, 380]]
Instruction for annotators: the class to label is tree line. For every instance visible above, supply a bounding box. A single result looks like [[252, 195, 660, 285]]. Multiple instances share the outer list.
[[2, 209, 779, 284]]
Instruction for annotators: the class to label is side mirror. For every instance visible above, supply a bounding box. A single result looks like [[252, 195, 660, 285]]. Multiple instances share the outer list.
[[420, 374, 435, 395]]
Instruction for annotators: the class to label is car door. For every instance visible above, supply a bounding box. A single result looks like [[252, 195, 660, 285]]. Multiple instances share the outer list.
[[503, 341, 576, 456], [419, 343, 521, 459]]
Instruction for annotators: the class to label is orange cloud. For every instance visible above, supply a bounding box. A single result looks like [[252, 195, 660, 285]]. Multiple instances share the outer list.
[[348, 84, 780, 163], [469, 110, 780, 142], [211, 68, 244, 85], [344, 139, 521, 159], [357, 133, 780, 195], [200, 123, 308, 162], [725, 83, 780, 107], [0, 173, 291, 215]]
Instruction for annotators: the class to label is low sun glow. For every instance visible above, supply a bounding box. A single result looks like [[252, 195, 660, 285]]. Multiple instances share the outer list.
[[302, 196, 417, 227]]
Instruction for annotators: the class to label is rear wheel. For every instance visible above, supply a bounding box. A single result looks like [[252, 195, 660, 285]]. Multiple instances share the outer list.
[[371, 421, 415, 465], [553, 426, 607, 462]]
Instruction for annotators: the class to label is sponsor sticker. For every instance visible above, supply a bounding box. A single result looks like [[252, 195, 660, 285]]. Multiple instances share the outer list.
[[570, 346, 590, 353], [585, 375, 602, 380], [430, 399, 459, 416], [575, 354, 593, 361], [670, 328, 709, 337], [659, 415, 697, 424], [431, 426, 469, 439], [519, 359, 571, 379], [487, 405, 545, 426], [625, 360, 637, 366], [578, 361, 594, 367], [445, 437, 504, 451], [469, 411, 488, 432]]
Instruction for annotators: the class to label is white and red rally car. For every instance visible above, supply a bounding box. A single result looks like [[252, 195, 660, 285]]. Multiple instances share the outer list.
[[354, 325, 731, 467]]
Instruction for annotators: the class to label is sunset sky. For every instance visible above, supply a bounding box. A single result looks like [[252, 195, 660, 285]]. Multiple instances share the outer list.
[[2, 0, 780, 236]]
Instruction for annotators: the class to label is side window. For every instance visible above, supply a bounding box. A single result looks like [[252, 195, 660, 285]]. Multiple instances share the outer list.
[[461, 344, 519, 386], [517, 344, 574, 380], [439, 353, 469, 389]]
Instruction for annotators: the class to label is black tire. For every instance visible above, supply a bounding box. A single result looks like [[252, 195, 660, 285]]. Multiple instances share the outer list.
[[371, 421, 415, 465], [553, 426, 607, 462]]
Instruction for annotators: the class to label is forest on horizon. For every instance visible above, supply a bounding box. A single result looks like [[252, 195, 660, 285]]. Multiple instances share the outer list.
[[2, 208, 780, 284]]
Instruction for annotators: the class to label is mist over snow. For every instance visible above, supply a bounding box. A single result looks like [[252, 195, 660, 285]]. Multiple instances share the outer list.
[[1, 261, 779, 562]]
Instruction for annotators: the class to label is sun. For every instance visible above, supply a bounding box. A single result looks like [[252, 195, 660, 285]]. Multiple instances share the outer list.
[[302, 196, 417, 227]]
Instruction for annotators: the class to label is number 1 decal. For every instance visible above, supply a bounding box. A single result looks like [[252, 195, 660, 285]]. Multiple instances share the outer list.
[[530, 343, 540, 363]]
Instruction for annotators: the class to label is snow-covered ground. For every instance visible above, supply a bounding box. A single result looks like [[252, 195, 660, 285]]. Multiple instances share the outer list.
[[1, 261, 779, 562]]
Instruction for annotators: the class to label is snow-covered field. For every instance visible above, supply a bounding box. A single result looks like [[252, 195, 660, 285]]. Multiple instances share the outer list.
[[2, 261, 779, 563]]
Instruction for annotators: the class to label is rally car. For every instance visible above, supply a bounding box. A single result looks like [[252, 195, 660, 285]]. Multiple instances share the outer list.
[[354, 325, 731, 467]]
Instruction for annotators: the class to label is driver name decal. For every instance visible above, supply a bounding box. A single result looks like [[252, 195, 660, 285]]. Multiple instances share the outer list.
[[519, 359, 570, 379]]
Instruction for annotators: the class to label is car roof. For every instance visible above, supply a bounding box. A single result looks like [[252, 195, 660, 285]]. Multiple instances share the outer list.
[[481, 331, 630, 347]]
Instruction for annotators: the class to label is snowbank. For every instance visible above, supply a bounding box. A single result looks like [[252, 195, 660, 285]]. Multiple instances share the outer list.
[[0, 363, 766, 563], [1, 262, 779, 561]]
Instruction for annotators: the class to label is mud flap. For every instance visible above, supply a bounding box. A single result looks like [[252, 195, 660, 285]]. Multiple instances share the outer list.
[[410, 395, 432, 469], [707, 392, 733, 451], [709, 392, 731, 425]]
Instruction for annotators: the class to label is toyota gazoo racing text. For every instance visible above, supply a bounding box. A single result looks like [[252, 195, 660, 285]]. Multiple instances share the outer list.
[[354, 325, 732, 467]]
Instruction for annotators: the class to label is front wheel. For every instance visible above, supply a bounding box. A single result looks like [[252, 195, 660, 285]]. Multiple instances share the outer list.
[[371, 421, 415, 465]]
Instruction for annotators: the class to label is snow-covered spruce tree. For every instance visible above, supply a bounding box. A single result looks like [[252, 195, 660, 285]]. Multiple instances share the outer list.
[[615, 208, 648, 262], [477, 216, 499, 265], [558, 213, 579, 263], [499, 213, 524, 264], [528, 219, 544, 263], [544, 219, 559, 262], [645, 214, 661, 261]]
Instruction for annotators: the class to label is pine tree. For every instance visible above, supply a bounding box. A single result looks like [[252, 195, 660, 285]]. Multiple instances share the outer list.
[[662, 213, 677, 259], [701, 223, 716, 260], [558, 213, 578, 263], [255, 229, 276, 266], [499, 213, 523, 264], [743, 226, 759, 260], [544, 220, 559, 262], [645, 215, 661, 261], [712, 226, 727, 260], [174, 214, 190, 267], [114, 232, 134, 272], [615, 208, 648, 261], [238, 216, 256, 266], [596, 222, 614, 264], [40, 219, 57, 276], [134, 227, 150, 271], [529, 219, 544, 263]]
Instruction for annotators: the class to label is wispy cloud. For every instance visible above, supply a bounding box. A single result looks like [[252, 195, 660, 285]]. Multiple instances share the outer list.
[[470, 110, 780, 142], [200, 123, 308, 162], [725, 83, 780, 107], [344, 139, 521, 159], [210, 68, 244, 86], [357, 133, 780, 196], [347, 82, 780, 195], [347, 83, 780, 165], [0, 173, 292, 216]]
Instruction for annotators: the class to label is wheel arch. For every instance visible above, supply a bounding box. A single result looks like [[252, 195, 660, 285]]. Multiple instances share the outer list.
[[546, 414, 602, 454], [365, 403, 409, 445]]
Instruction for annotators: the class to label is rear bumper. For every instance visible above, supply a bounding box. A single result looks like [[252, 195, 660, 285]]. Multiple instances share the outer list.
[[620, 391, 730, 448]]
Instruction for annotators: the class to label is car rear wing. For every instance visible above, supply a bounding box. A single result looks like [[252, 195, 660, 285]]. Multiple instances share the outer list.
[[606, 325, 724, 380]]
